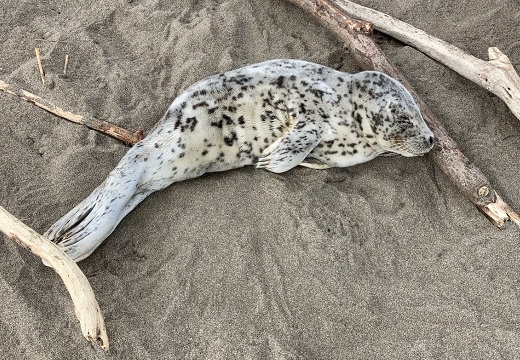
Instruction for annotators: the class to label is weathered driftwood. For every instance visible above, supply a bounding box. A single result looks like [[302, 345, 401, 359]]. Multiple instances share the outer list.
[[0, 206, 109, 350], [334, 0, 520, 123], [0, 80, 144, 145], [287, 0, 520, 228]]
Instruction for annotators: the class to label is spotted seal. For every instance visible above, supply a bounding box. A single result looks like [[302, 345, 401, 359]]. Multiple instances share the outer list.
[[44, 59, 434, 262]]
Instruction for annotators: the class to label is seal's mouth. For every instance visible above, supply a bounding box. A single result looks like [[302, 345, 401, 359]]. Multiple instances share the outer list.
[[384, 135, 435, 157], [384, 147, 432, 157]]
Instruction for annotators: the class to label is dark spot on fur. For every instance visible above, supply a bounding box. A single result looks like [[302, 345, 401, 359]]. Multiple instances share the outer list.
[[309, 89, 324, 99], [192, 101, 209, 109], [211, 119, 223, 128], [276, 76, 285, 88], [355, 113, 363, 125], [223, 114, 233, 125], [186, 117, 198, 132], [224, 131, 238, 146], [324, 140, 335, 148]]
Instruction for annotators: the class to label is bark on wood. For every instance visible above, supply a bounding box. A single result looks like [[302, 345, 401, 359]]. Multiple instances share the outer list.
[[334, 0, 520, 123], [286, 0, 520, 229], [0, 206, 109, 350], [0, 80, 144, 145]]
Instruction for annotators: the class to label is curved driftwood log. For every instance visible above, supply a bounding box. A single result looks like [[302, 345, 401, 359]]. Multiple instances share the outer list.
[[333, 0, 520, 123], [286, 0, 520, 228], [0, 206, 109, 350]]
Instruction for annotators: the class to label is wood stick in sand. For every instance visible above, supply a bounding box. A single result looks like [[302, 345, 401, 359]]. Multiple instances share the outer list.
[[34, 48, 45, 85], [286, 0, 520, 229], [333, 0, 520, 123], [0, 205, 109, 350], [63, 54, 70, 77], [0, 80, 144, 145]]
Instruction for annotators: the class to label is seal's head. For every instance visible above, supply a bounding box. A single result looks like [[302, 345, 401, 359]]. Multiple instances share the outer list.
[[354, 71, 435, 157]]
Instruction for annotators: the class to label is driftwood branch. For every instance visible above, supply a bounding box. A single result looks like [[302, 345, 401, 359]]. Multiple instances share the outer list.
[[0, 80, 144, 145], [0, 206, 109, 350], [287, 0, 520, 229], [334, 0, 520, 122], [315, 0, 373, 34]]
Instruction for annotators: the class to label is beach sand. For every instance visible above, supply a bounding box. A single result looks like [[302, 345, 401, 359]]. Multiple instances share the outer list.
[[1, 0, 520, 358]]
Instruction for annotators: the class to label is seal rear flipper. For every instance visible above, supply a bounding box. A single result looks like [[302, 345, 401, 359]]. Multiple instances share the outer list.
[[256, 117, 324, 173], [44, 167, 142, 263], [44, 188, 102, 241]]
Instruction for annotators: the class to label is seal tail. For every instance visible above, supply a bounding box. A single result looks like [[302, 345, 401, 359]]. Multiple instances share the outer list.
[[44, 159, 145, 263]]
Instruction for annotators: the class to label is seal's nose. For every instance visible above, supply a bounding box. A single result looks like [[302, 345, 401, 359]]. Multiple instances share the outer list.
[[426, 135, 436, 148], [424, 135, 439, 153]]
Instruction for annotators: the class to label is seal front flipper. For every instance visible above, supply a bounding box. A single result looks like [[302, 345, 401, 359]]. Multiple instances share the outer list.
[[256, 117, 324, 173]]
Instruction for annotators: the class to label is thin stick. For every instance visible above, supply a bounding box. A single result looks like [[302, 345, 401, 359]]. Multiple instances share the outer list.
[[286, 0, 520, 229], [333, 0, 520, 123], [35, 48, 45, 85], [63, 54, 69, 77], [0, 80, 144, 145], [0, 205, 109, 350]]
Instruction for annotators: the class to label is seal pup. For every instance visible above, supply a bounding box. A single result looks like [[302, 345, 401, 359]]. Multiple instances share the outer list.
[[44, 59, 434, 262]]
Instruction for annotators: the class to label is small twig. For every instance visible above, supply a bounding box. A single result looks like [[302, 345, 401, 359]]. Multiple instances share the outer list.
[[287, 0, 520, 229], [63, 54, 69, 77], [0, 205, 109, 350], [334, 0, 520, 123], [34, 48, 45, 85], [0, 79, 145, 145]]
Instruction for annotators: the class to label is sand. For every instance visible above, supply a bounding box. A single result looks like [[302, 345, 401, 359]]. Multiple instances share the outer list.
[[1, 0, 520, 358]]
